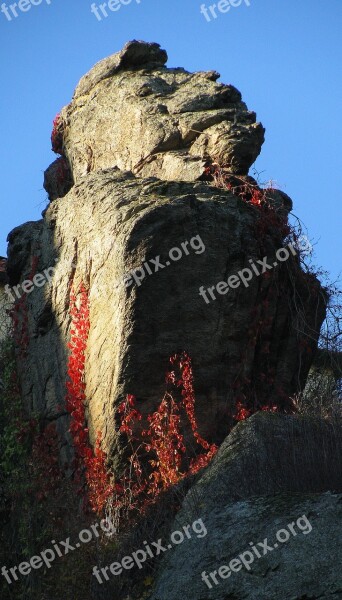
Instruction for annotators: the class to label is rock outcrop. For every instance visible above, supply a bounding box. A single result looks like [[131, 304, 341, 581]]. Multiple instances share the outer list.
[[3, 42, 339, 600], [7, 41, 326, 462]]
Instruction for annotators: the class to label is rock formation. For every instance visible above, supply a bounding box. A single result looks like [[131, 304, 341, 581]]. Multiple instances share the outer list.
[[152, 491, 342, 599], [44, 40, 264, 199], [2, 40, 340, 600], [0, 258, 11, 342], [6, 41, 327, 463]]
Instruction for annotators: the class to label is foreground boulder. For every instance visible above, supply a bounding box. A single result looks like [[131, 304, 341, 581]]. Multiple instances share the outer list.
[[147, 412, 342, 600], [148, 491, 342, 600], [180, 411, 342, 508]]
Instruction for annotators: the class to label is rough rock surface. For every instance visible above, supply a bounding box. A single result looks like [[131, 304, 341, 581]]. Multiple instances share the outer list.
[[43, 157, 74, 202], [7, 170, 326, 459], [178, 412, 342, 512], [44, 40, 264, 198], [148, 492, 342, 600], [147, 412, 342, 600], [7, 42, 326, 461]]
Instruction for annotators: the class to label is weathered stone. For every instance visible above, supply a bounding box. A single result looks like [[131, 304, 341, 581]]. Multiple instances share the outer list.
[[180, 412, 342, 511], [43, 40, 265, 200], [148, 412, 342, 600], [7, 170, 326, 462], [148, 491, 342, 600], [43, 157, 73, 202], [74, 40, 168, 99], [0, 258, 11, 342], [8, 42, 326, 466]]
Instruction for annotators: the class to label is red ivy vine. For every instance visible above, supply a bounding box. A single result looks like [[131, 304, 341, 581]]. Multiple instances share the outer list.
[[65, 282, 113, 513], [29, 422, 62, 502], [51, 113, 64, 155], [202, 164, 292, 247], [56, 156, 71, 188], [65, 285, 216, 516], [112, 352, 218, 520]]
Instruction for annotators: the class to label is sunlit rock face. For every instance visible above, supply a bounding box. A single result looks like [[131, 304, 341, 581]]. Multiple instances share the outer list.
[[44, 40, 264, 198], [7, 41, 325, 463]]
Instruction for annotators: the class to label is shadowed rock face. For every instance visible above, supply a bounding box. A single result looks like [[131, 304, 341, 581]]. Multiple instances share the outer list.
[[148, 490, 342, 600], [44, 40, 265, 199], [7, 41, 326, 462], [146, 413, 342, 600]]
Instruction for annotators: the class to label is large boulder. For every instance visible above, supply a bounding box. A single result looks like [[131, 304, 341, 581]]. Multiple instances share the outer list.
[[178, 411, 342, 511], [7, 170, 326, 460], [147, 412, 342, 600], [6, 42, 326, 462], [148, 491, 342, 600]]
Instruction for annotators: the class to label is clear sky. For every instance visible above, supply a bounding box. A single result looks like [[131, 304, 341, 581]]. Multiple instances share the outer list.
[[0, 0, 341, 282]]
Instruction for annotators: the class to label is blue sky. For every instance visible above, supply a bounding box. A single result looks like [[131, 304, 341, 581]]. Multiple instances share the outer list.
[[0, 0, 341, 282]]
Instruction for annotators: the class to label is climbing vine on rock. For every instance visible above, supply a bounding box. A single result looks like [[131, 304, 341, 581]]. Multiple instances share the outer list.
[[56, 156, 72, 188], [0, 335, 63, 511], [65, 284, 217, 517], [65, 282, 113, 513], [50, 114, 73, 192], [110, 352, 217, 523], [51, 113, 64, 155], [202, 164, 292, 244], [28, 422, 62, 502], [202, 163, 322, 421]]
